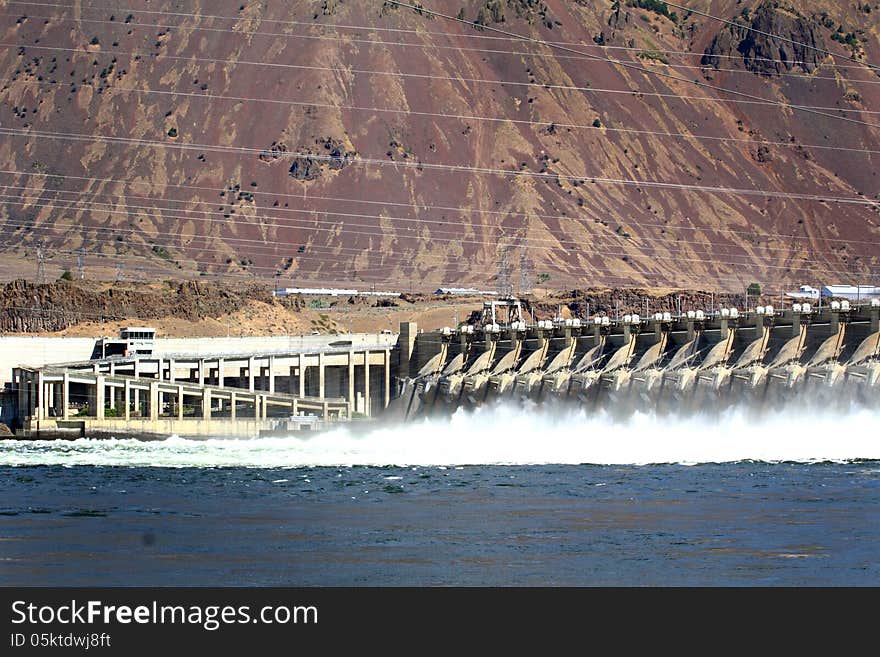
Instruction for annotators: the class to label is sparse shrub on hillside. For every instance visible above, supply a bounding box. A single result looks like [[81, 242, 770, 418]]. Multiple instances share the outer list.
[[152, 245, 174, 261], [638, 50, 669, 64], [59, 269, 73, 281], [626, 0, 677, 22]]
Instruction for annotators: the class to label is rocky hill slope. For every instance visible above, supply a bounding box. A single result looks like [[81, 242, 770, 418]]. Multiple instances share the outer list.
[[1, 0, 879, 291]]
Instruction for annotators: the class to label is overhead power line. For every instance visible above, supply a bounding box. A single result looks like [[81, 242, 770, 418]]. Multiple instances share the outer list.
[[5, 9, 880, 88], [384, 1, 880, 131], [7, 77, 880, 158], [8, 1, 876, 74], [2, 126, 877, 208], [3, 181, 880, 260], [3, 169, 879, 250], [0, 193, 875, 281], [663, 1, 880, 73]]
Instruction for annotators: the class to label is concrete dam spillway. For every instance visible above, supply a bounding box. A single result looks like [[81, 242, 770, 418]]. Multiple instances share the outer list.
[[396, 298, 880, 421]]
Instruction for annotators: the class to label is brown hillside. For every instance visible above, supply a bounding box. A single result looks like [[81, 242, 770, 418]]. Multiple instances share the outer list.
[[1, 0, 879, 292]]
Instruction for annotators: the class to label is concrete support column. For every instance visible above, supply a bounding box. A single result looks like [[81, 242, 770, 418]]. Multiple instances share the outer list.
[[45, 382, 54, 416], [754, 313, 766, 339], [260, 395, 267, 420], [348, 352, 355, 409], [720, 317, 730, 340], [384, 349, 391, 409], [364, 350, 371, 417], [298, 356, 305, 397], [792, 311, 803, 337], [168, 358, 176, 383], [398, 321, 417, 378], [14, 370, 23, 422], [156, 358, 164, 381], [230, 392, 236, 420], [268, 356, 276, 393], [686, 320, 695, 341], [177, 385, 184, 421], [62, 372, 70, 420], [247, 356, 255, 391], [108, 383, 116, 410], [322, 400, 329, 420], [830, 310, 840, 335], [133, 359, 140, 379], [14, 370, 23, 421], [291, 398, 298, 416], [202, 389, 212, 420], [217, 358, 224, 388], [623, 324, 632, 344], [35, 370, 44, 421], [134, 389, 141, 416], [149, 382, 159, 421], [95, 375, 105, 419], [124, 380, 131, 420], [871, 306, 879, 333], [318, 352, 326, 399], [197, 360, 205, 386]]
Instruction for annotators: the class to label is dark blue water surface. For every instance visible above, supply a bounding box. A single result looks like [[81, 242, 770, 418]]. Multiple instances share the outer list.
[[1, 463, 878, 586]]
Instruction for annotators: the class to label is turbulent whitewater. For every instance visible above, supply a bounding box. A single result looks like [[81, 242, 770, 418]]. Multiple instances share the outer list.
[[2, 401, 878, 467]]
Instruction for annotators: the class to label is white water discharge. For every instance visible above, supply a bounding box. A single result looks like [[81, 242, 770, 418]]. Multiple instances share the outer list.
[[1, 402, 879, 467]]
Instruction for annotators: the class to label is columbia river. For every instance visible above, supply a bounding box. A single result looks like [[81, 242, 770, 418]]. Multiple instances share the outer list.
[[1, 403, 878, 586]]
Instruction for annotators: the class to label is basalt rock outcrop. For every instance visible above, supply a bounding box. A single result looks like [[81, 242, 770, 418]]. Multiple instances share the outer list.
[[701, 3, 827, 75]]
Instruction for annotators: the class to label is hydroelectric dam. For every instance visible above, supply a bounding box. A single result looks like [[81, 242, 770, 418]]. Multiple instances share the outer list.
[[1, 298, 878, 439]]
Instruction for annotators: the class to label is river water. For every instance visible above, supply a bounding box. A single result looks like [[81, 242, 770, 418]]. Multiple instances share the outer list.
[[1, 402, 878, 586]]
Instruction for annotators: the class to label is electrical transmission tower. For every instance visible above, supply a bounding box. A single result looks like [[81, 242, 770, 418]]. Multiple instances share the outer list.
[[519, 250, 533, 296], [115, 260, 125, 282], [35, 242, 46, 284], [496, 242, 513, 297], [77, 248, 85, 280]]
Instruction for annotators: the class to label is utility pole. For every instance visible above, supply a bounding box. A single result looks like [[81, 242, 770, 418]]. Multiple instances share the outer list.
[[519, 251, 532, 297], [35, 242, 46, 284], [496, 241, 512, 297]]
